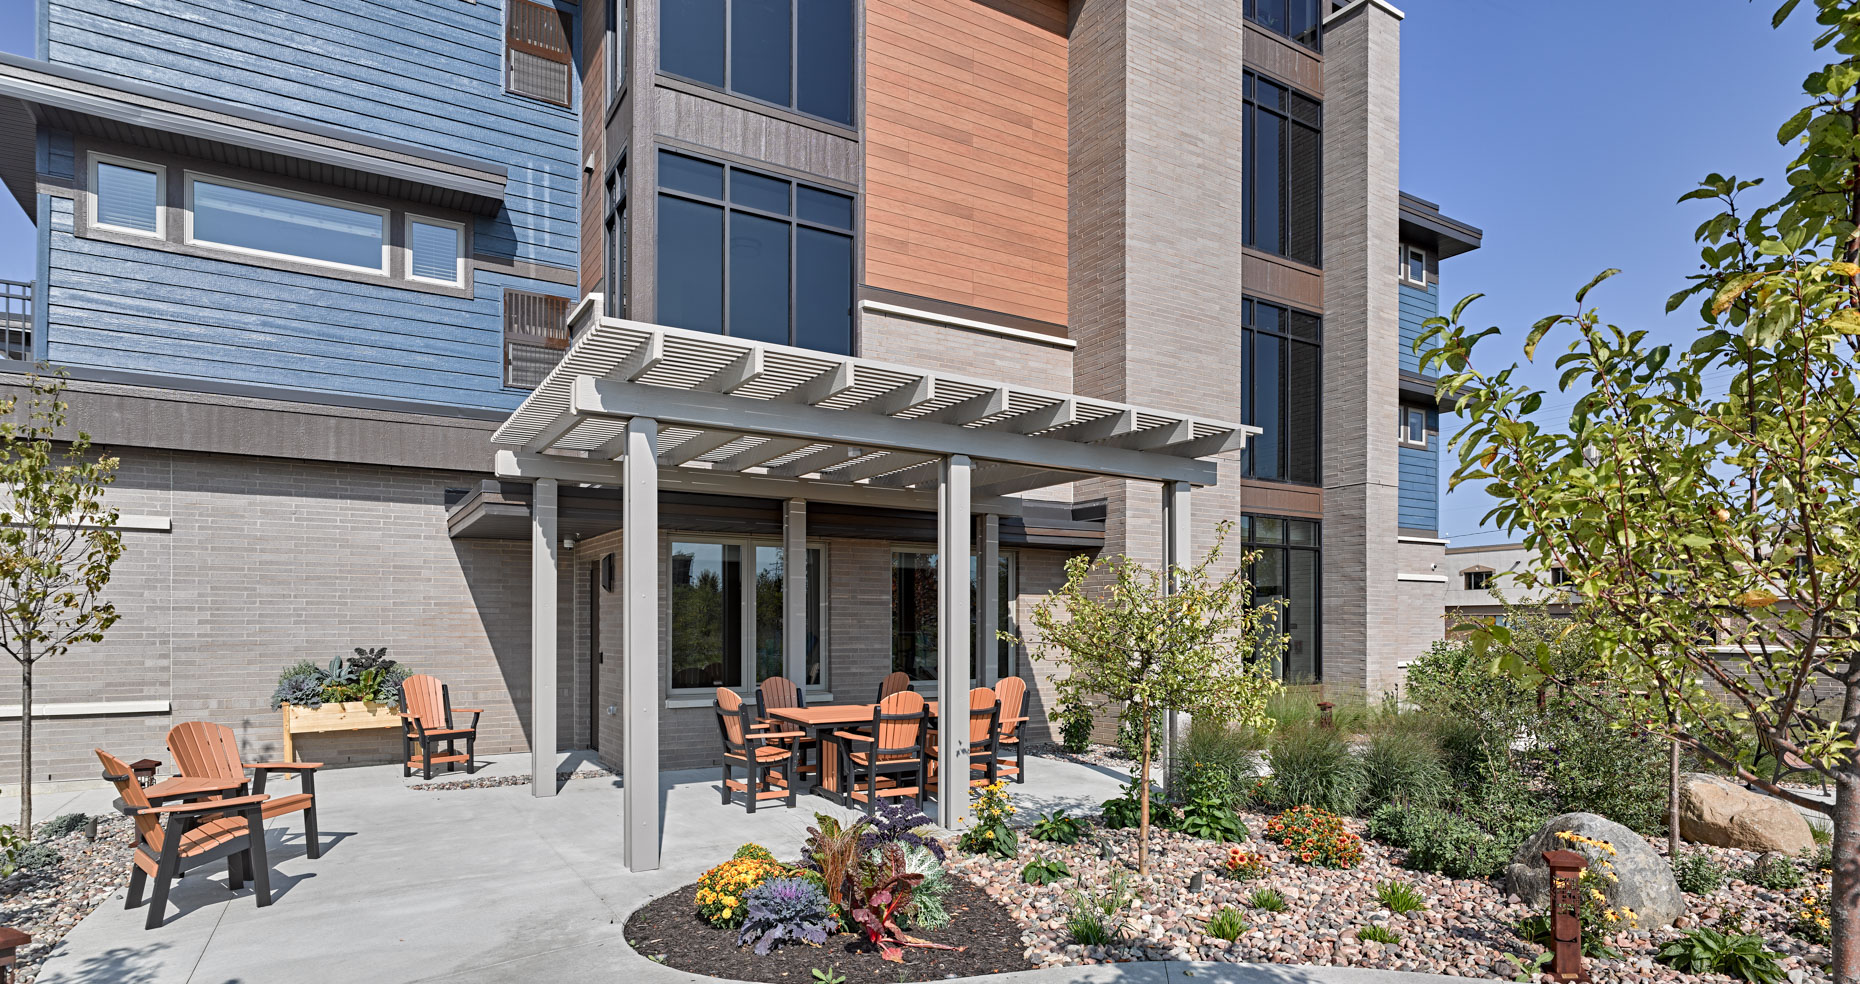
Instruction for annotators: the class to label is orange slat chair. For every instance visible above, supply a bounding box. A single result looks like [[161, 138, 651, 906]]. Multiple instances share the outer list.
[[715, 688, 805, 812], [992, 676, 1030, 783], [756, 677, 816, 778], [97, 748, 274, 929], [875, 671, 912, 703], [927, 686, 1003, 798], [167, 721, 324, 859], [834, 689, 929, 814], [397, 674, 482, 780]]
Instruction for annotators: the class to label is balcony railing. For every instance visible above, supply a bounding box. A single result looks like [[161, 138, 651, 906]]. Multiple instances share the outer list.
[[0, 280, 30, 363]]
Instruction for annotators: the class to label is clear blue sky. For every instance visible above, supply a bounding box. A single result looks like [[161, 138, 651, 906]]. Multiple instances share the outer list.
[[0, 0, 1822, 543]]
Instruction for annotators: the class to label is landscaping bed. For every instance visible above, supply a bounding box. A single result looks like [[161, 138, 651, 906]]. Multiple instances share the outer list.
[[0, 814, 135, 984], [627, 876, 1031, 983]]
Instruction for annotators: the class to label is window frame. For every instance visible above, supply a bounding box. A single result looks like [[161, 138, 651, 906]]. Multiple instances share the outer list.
[[184, 171, 391, 276], [888, 545, 1019, 688], [654, 149, 856, 352], [665, 533, 830, 695], [656, 0, 856, 128], [1242, 70, 1323, 268], [1240, 515, 1322, 682], [505, 0, 576, 108], [404, 213, 467, 287], [1241, 297, 1322, 485], [1398, 406, 1430, 449], [1401, 245, 1429, 287], [1463, 569, 1494, 592], [87, 152, 167, 240]]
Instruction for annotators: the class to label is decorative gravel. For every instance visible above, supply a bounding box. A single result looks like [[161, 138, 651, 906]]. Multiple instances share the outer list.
[[949, 808, 1833, 984], [410, 766, 616, 791], [0, 815, 136, 984]]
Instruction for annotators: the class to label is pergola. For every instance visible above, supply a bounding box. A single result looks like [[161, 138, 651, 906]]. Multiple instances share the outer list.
[[490, 297, 1251, 871]]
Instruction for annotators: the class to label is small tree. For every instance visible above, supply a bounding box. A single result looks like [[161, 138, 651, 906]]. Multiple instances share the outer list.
[[1419, 2, 1860, 975], [1015, 524, 1282, 873], [0, 370, 122, 839]]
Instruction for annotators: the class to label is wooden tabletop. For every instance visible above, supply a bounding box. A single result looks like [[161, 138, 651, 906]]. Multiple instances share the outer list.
[[769, 702, 940, 727]]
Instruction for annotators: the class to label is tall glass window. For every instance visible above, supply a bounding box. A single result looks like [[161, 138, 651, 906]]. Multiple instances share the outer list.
[[670, 537, 825, 690], [661, 0, 853, 125], [1243, 72, 1322, 267], [1243, 298, 1321, 484], [890, 550, 1016, 683], [655, 150, 854, 354], [606, 159, 629, 317], [1242, 516, 1320, 682], [1244, 0, 1322, 51]]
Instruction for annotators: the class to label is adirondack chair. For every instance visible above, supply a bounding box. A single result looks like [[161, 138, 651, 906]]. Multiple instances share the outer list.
[[927, 687, 1001, 797], [167, 721, 323, 859], [992, 676, 1029, 783], [756, 677, 814, 777], [835, 690, 929, 813], [715, 688, 804, 812], [876, 671, 912, 702], [398, 674, 482, 780], [97, 748, 274, 930]]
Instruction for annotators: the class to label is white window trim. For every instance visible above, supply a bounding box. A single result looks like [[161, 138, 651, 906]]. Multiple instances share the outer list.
[[1402, 245, 1429, 287], [665, 534, 829, 695], [404, 213, 468, 286], [1398, 407, 1429, 448], [890, 544, 1019, 690], [86, 152, 166, 239], [184, 171, 391, 277]]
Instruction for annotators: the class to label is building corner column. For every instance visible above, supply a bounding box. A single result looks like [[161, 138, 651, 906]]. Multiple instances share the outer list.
[[622, 417, 661, 871], [531, 477, 560, 798], [936, 455, 972, 828]]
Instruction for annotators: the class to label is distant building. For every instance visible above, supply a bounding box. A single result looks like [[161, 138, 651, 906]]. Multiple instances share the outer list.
[[1441, 542, 1576, 632]]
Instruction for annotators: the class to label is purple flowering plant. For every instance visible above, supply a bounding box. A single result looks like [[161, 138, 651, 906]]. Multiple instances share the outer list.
[[737, 876, 836, 956], [858, 800, 945, 861]]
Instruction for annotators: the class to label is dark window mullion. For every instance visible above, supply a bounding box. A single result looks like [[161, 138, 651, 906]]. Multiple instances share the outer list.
[[721, 168, 733, 337]]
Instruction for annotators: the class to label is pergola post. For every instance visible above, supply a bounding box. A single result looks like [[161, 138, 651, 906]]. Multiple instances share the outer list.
[[531, 477, 559, 798], [622, 417, 661, 872], [977, 514, 999, 686], [783, 499, 807, 686], [935, 454, 972, 828], [1161, 480, 1191, 794]]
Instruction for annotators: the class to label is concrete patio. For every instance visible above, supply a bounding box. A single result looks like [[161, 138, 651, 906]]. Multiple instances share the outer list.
[[18, 751, 1140, 984]]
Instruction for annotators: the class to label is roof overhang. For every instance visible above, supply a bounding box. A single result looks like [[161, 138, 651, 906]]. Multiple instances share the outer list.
[[1400, 192, 1483, 260], [0, 54, 507, 219], [492, 299, 1254, 504]]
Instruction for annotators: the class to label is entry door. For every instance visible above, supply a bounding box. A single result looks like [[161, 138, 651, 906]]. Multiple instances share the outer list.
[[588, 561, 602, 751]]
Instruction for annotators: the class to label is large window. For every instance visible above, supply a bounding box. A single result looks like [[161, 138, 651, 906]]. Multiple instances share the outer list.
[[656, 150, 854, 354], [606, 159, 629, 316], [661, 0, 854, 126], [1243, 71, 1322, 267], [890, 549, 1016, 684], [670, 538, 825, 690], [187, 175, 388, 274], [1244, 0, 1322, 51], [1242, 298, 1320, 484], [1243, 516, 1320, 682]]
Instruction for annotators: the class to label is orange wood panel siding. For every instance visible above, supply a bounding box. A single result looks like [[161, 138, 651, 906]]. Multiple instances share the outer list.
[[863, 0, 1069, 327]]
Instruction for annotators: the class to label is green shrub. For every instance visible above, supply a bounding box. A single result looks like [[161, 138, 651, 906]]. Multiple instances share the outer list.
[[1356, 925, 1400, 944], [1246, 887, 1287, 912], [1656, 928, 1785, 984], [1030, 810, 1087, 844], [1359, 730, 1451, 810], [1116, 704, 1162, 762], [1368, 803, 1516, 880], [1175, 790, 1248, 843], [1741, 854, 1803, 890], [1204, 906, 1248, 941], [1066, 870, 1133, 945], [37, 813, 88, 839], [14, 842, 59, 871], [1172, 718, 1265, 800], [1672, 850, 1727, 894], [1268, 724, 1364, 815], [1374, 880, 1426, 914], [1021, 857, 1071, 886], [733, 843, 778, 862], [1057, 700, 1095, 754], [1099, 779, 1177, 830], [1809, 821, 1832, 847]]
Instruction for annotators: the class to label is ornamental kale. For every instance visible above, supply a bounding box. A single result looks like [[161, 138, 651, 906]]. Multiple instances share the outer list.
[[858, 800, 945, 861], [737, 877, 836, 955], [271, 671, 324, 709]]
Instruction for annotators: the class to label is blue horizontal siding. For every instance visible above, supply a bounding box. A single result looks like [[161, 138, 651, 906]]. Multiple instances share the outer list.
[[1399, 281, 1438, 376], [44, 197, 575, 411], [1397, 412, 1440, 532], [46, 0, 578, 269]]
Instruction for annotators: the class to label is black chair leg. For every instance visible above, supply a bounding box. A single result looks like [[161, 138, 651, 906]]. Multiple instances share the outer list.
[[465, 736, 477, 775], [402, 732, 413, 778], [746, 765, 759, 815], [125, 865, 147, 910], [721, 762, 733, 805], [226, 853, 244, 891], [246, 814, 273, 909], [303, 805, 321, 860], [424, 740, 435, 781], [146, 822, 185, 930]]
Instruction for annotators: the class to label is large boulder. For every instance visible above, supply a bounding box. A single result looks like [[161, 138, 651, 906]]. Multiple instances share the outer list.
[[1505, 812, 1684, 929], [1678, 772, 1815, 855]]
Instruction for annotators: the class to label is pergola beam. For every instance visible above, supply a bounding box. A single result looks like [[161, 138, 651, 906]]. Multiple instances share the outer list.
[[988, 398, 1074, 435], [698, 349, 767, 394], [852, 376, 937, 417], [714, 436, 815, 472], [777, 361, 856, 406], [767, 445, 866, 478], [658, 430, 741, 466], [916, 386, 1007, 426]]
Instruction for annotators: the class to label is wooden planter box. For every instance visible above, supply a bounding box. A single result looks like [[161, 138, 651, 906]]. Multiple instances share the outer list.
[[281, 700, 402, 762]]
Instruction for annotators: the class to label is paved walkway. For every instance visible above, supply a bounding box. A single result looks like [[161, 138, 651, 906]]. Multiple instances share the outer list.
[[11, 752, 1465, 984]]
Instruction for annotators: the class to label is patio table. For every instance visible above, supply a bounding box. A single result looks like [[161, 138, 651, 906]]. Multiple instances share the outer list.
[[768, 701, 939, 802]]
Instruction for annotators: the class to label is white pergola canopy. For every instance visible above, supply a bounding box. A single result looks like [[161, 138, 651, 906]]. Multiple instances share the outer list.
[[492, 297, 1251, 870]]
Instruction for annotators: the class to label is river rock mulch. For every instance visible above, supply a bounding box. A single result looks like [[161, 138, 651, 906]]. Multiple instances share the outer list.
[[409, 765, 616, 791], [0, 814, 136, 984], [947, 809, 1834, 984], [625, 876, 1033, 984]]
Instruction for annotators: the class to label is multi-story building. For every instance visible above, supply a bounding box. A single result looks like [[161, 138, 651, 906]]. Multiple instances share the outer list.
[[1442, 541, 1577, 629], [0, 0, 1478, 829]]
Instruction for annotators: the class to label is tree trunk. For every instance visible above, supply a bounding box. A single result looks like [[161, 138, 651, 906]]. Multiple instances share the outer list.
[[1833, 768, 1859, 984], [1137, 700, 1152, 875], [18, 653, 31, 841], [1668, 735, 1682, 858]]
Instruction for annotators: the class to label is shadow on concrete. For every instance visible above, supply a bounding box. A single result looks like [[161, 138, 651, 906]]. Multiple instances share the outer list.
[[36, 942, 175, 984]]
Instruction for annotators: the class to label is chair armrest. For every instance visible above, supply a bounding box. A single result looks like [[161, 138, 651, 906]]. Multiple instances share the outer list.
[[832, 730, 874, 743], [1001, 716, 1029, 726], [452, 708, 485, 714], [245, 761, 322, 771], [756, 730, 807, 740], [139, 794, 269, 816]]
